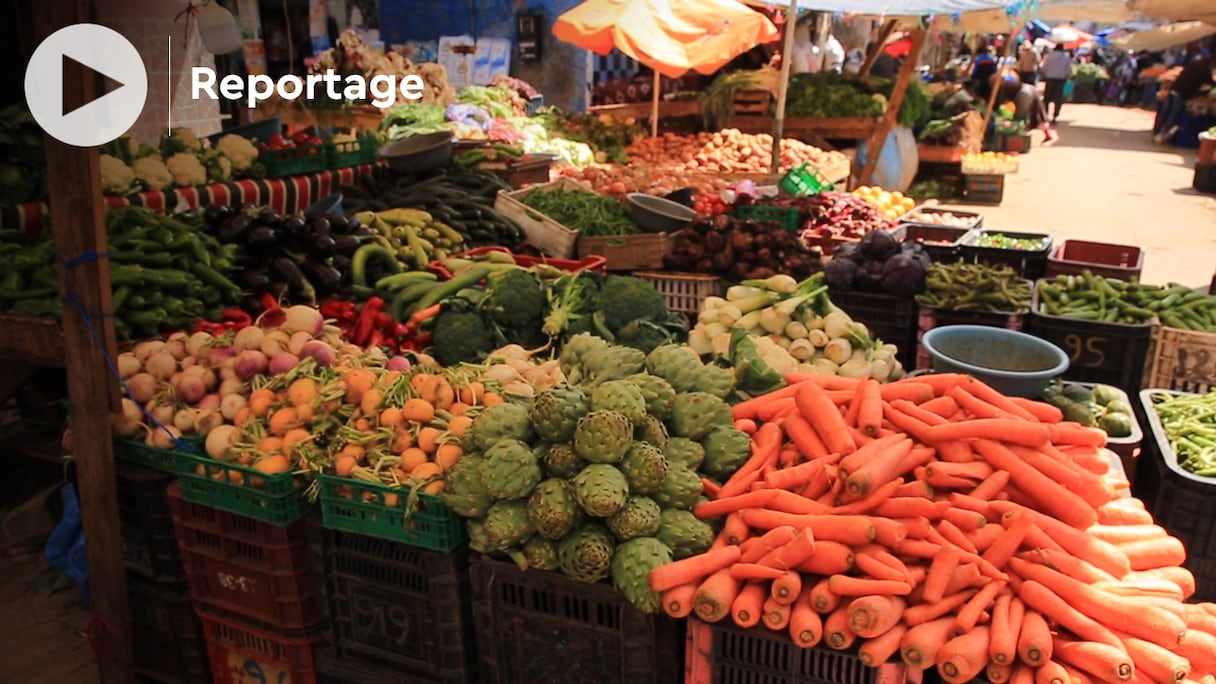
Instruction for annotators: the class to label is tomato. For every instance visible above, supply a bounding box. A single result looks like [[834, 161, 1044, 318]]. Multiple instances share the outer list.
[[694, 201, 708, 214]]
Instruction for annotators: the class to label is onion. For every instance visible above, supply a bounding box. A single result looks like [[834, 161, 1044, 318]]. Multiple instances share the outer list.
[[234, 350, 269, 381], [193, 409, 224, 435], [288, 331, 313, 356], [164, 337, 188, 360], [145, 352, 178, 381], [112, 398, 144, 437], [126, 373, 158, 404], [386, 355, 411, 371], [219, 378, 245, 397], [173, 408, 198, 433], [299, 340, 336, 367], [133, 340, 166, 362], [186, 331, 213, 358], [197, 393, 221, 412], [268, 352, 300, 375], [148, 425, 182, 450], [233, 326, 264, 352], [220, 393, 247, 421], [283, 305, 324, 336], [205, 424, 242, 460], [116, 353, 141, 378], [174, 374, 207, 405], [260, 330, 291, 358]]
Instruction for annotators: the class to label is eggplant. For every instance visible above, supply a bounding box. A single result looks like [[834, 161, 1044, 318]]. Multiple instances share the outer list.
[[310, 232, 337, 259], [235, 269, 272, 291], [246, 225, 280, 249], [266, 280, 290, 301], [300, 260, 343, 295], [203, 203, 233, 227], [331, 235, 363, 257], [351, 226, 375, 239], [304, 215, 331, 235], [255, 208, 283, 226], [330, 254, 352, 274], [324, 213, 353, 234], [217, 213, 253, 243], [272, 257, 315, 301]]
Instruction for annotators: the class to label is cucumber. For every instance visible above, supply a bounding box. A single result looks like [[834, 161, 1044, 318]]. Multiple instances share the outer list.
[[389, 281, 440, 321], [375, 271, 438, 292]]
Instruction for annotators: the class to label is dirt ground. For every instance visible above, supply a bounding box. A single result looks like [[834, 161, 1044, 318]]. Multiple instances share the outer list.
[[950, 103, 1216, 290], [0, 102, 1212, 684]]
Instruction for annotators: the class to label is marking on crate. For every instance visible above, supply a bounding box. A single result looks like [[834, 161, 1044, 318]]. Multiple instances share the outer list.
[[1064, 333, 1107, 368], [228, 655, 290, 684], [1174, 348, 1216, 387], [216, 572, 259, 594], [351, 589, 413, 649]]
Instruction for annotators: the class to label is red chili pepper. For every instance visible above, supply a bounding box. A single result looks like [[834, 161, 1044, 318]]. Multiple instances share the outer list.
[[220, 308, 253, 328], [368, 329, 386, 348], [353, 296, 385, 346], [374, 311, 394, 332], [259, 292, 281, 314], [320, 300, 356, 323]]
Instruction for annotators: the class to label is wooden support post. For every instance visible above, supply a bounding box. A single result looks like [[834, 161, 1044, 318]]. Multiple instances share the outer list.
[[979, 38, 1018, 147], [34, 0, 132, 681], [858, 28, 927, 187], [857, 19, 898, 81]]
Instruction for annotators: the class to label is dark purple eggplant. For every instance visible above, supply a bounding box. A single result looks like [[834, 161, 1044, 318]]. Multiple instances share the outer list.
[[235, 269, 272, 291], [246, 225, 280, 249], [272, 257, 315, 302], [351, 226, 375, 239], [217, 213, 253, 242], [331, 235, 363, 257], [300, 260, 343, 295], [304, 215, 331, 235], [255, 208, 283, 226], [203, 203, 232, 226], [330, 254, 352, 274]]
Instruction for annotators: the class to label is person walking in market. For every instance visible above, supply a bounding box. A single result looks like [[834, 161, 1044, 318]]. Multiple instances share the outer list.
[[1017, 43, 1040, 86], [1041, 44, 1072, 123]]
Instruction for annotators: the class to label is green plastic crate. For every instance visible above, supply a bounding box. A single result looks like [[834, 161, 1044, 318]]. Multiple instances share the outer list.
[[318, 474, 465, 552], [175, 450, 312, 525], [732, 204, 801, 231], [261, 143, 328, 178], [326, 138, 378, 168], [114, 436, 202, 474]]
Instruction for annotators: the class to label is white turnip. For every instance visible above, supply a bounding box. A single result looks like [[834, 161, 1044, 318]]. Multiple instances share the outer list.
[[133, 339, 166, 362], [148, 424, 182, 450], [207, 345, 237, 367], [260, 330, 291, 357], [179, 355, 198, 369], [148, 400, 175, 427], [173, 407, 198, 433], [193, 409, 224, 435], [220, 393, 246, 421], [268, 352, 300, 375], [196, 394, 221, 412], [126, 373, 158, 404], [283, 305, 324, 336], [145, 352, 178, 381], [112, 398, 144, 437], [299, 340, 335, 367], [386, 355, 411, 371], [174, 373, 207, 405], [186, 331, 213, 358], [205, 424, 242, 461], [288, 331, 313, 356], [234, 350, 268, 381], [164, 336, 188, 360], [233, 326, 264, 352], [116, 353, 140, 379], [219, 378, 245, 397]]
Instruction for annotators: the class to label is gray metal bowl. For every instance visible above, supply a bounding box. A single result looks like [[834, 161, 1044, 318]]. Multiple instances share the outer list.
[[922, 325, 1069, 398], [379, 132, 453, 174], [627, 193, 697, 233]]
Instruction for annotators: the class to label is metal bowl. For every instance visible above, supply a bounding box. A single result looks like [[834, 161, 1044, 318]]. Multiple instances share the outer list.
[[305, 193, 343, 215], [922, 325, 1069, 398], [626, 193, 697, 233], [379, 132, 453, 174]]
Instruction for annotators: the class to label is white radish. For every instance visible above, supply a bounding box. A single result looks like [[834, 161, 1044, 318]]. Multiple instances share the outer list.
[[173, 408, 198, 433], [116, 353, 141, 379], [126, 373, 158, 404], [133, 340, 166, 363], [186, 332, 213, 358], [205, 424, 242, 461], [220, 393, 247, 421], [145, 352, 178, 381]]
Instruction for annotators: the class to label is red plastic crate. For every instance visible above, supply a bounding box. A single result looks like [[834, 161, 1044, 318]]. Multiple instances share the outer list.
[[199, 607, 321, 684], [167, 482, 321, 630], [427, 246, 608, 280]]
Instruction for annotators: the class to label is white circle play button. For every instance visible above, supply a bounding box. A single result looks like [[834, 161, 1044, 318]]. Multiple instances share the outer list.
[[24, 23, 147, 148]]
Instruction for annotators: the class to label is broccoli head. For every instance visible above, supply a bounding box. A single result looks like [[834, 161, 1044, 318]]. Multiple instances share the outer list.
[[430, 309, 497, 366], [599, 275, 668, 333], [482, 267, 546, 330], [614, 314, 688, 354], [542, 271, 602, 339]]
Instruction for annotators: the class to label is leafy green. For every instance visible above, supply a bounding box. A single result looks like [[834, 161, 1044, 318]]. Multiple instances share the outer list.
[[380, 103, 448, 140]]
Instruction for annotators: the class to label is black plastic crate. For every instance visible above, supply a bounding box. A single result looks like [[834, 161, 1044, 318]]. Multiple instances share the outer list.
[[116, 460, 183, 581], [829, 289, 918, 371], [916, 301, 1028, 371], [963, 174, 1004, 204], [1195, 163, 1216, 194], [469, 556, 684, 684], [962, 230, 1053, 280], [1025, 290, 1153, 395], [314, 527, 475, 683], [1138, 389, 1216, 602], [899, 223, 978, 264], [127, 572, 210, 684], [315, 646, 434, 683], [686, 618, 914, 684]]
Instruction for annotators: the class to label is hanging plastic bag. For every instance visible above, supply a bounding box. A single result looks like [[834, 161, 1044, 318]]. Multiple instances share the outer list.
[[45, 483, 89, 606]]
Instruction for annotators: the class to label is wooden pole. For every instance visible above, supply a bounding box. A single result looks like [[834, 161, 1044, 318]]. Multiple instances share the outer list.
[[770, 1, 798, 174], [979, 36, 1018, 145], [651, 70, 660, 137], [857, 19, 898, 80], [858, 27, 927, 187], [34, 0, 132, 681]]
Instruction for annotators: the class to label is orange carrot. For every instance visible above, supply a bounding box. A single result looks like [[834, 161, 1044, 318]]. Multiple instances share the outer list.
[[1050, 635, 1133, 684], [730, 563, 788, 581], [1008, 444, 1115, 509], [936, 519, 979, 554], [857, 378, 884, 437], [662, 582, 699, 618], [891, 398, 950, 426], [988, 663, 1014, 684], [694, 490, 780, 519], [854, 550, 908, 583], [1181, 603, 1216, 634], [907, 372, 969, 395], [928, 460, 996, 484], [1095, 498, 1154, 526], [874, 497, 947, 519], [721, 512, 750, 545], [937, 626, 992, 684], [843, 381, 864, 429], [971, 470, 1012, 500], [781, 415, 831, 462], [783, 373, 860, 391], [847, 595, 906, 638], [923, 420, 1051, 447], [832, 477, 907, 515], [771, 570, 803, 605], [1087, 523, 1169, 546], [961, 377, 1040, 421], [763, 459, 824, 492], [740, 510, 876, 546], [795, 382, 856, 454], [1010, 397, 1062, 423], [1009, 557, 1186, 648], [838, 433, 912, 479], [943, 564, 986, 595], [955, 579, 1007, 633], [732, 383, 802, 420], [1150, 566, 1196, 599], [1017, 580, 1122, 650], [1117, 536, 1187, 571], [904, 588, 978, 627], [894, 479, 935, 498], [649, 544, 742, 592], [973, 440, 1098, 531], [756, 397, 798, 423], [901, 616, 959, 670], [731, 580, 769, 628], [757, 527, 817, 570], [923, 546, 962, 603], [950, 384, 1021, 420], [808, 576, 840, 614], [1175, 630, 1216, 671], [865, 517, 909, 547], [989, 593, 1023, 665], [1048, 422, 1108, 447], [827, 575, 911, 597], [1017, 610, 1053, 667], [1020, 520, 1068, 554], [797, 541, 855, 577], [1120, 636, 1192, 684], [936, 439, 977, 463], [823, 603, 857, 650], [734, 418, 758, 434], [897, 538, 945, 560], [949, 492, 997, 518], [982, 508, 1035, 569], [766, 488, 832, 515], [966, 521, 1005, 552], [1097, 573, 1186, 601], [943, 506, 989, 532], [920, 466, 981, 492], [693, 568, 742, 623], [1035, 660, 1070, 684], [762, 594, 791, 630], [739, 526, 798, 563], [844, 438, 915, 496], [921, 395, 961, 417], [859, 622, 908, 667], [881, 402, 934, 443], [789, 588, 824, 647]]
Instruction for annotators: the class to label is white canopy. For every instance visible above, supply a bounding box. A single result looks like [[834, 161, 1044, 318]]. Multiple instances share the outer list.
[[1112, 20, 1216, 51], [1129, 0, 1216, 24], [1036, 1, 1135, 23]]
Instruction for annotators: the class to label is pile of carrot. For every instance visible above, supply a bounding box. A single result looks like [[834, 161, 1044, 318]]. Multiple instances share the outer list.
[[649, 372, 1216, 684]]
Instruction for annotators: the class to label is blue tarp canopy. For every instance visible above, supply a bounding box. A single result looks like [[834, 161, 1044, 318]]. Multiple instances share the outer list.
[[757, 0, 1020, 13], [1025, 19, 1052, 39]]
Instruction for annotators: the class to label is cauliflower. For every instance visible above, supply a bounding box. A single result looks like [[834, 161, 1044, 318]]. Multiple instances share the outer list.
[[214, 134, 258, 172], [131, 156, 173, 191], [165, 152, 207, 187], [160, 127, 203, 156], [202, 150, 232, 183], [99, 154, 136, 194]]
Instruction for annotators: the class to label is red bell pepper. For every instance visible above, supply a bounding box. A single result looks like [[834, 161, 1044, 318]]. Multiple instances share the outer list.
[[220, 308, 253, 329], [353, 296, 385, 346]]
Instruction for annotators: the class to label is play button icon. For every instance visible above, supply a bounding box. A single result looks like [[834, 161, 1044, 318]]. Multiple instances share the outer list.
[[24, 23, 147, 148]]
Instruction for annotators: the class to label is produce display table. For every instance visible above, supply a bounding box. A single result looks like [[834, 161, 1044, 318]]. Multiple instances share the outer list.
[[1, 164, 378, 237], [731, 115, 881, 147], [588, 99, 702, 121]]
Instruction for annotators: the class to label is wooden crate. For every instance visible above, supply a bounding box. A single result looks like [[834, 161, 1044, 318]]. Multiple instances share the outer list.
[[493, 178, 591, 259], [732, 90, 771, 116], [1144, 326, 1216, 394], [578, 233, 671, 271], [917, 144, 966, 163]]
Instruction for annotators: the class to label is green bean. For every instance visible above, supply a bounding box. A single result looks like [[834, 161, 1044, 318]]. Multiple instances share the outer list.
[[521, 189, 640, 237], [1152, 391, 1216, 477]]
